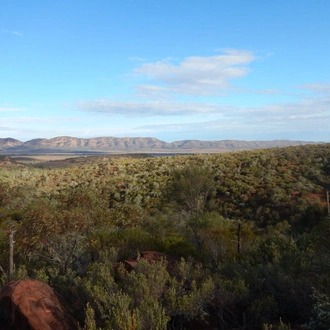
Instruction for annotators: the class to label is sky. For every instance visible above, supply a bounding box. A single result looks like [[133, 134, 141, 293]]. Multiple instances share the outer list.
[[1, 1, 330, 143]]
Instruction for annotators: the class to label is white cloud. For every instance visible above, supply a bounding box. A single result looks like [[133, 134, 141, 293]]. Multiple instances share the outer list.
[[298, 83, 330, 94], [0, 107, 26, 112], [1, 29, 23, 36], [0, 126, 15, 131], [129, 56, 146, 62], [252, 89, 282, 95], [133, 49, 256, 96], [0, 116, 83, 124], [11, 30, 23, 36], [76, 100, 234, 116]]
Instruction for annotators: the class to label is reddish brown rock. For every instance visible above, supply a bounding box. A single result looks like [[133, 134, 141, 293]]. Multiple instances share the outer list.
[[0, 279, 77, 330], [121, 250, 178, 273]]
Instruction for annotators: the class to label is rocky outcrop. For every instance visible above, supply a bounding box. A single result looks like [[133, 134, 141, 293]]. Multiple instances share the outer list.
[[0, 279, 77, 330]]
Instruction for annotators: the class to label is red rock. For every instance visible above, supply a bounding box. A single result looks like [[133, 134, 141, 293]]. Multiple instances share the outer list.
[[0, 279, 77, 330], [122, 251, 178, 273]]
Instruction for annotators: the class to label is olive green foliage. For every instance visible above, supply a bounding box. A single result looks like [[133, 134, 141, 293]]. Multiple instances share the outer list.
[[0, 144, 330, 328], [83, 303, 100, 330], [168, 165, 215, 217]]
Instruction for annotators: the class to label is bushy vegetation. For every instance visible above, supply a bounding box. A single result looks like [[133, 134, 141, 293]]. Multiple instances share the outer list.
[[0, 143, 330, 329]]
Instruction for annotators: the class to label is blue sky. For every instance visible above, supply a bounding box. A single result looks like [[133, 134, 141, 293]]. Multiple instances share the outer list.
[[1, 0, 330, 142]]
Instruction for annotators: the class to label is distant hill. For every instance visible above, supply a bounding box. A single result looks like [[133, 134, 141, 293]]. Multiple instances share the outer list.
[[0, 136, 317, 154]]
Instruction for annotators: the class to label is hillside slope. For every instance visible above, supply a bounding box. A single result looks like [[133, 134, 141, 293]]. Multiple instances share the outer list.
[[0, 136, 316, 154]]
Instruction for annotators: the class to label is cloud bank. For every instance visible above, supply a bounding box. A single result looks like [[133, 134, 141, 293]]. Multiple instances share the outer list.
[[76, 87, 330, 119], [75, 79, 330, 140]]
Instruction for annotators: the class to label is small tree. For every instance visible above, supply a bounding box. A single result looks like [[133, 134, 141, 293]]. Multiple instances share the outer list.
[[168, 165, 215, 218]]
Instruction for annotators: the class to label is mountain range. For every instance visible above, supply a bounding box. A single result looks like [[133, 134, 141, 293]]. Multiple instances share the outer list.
[[0, 136, 317, 154]]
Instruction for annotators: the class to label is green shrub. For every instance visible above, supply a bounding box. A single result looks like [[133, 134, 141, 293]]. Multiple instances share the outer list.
[[305, 289, 330, 330]]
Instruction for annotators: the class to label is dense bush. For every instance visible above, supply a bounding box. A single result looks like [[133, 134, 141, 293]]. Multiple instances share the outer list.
[[0, 143, 330, 328]]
